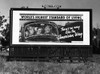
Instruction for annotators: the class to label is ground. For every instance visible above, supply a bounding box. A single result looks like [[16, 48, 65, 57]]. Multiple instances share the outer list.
[[0, 51, 100, 74]]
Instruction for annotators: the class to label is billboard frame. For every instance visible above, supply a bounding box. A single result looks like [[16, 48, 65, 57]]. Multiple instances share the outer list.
[[10, 8, 92, 47]]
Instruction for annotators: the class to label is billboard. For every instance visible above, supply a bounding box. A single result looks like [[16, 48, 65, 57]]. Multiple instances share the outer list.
[[10, 8, 92, 46]]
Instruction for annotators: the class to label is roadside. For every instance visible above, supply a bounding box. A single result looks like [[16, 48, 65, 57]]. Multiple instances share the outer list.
[[1, 49, 100, 74]]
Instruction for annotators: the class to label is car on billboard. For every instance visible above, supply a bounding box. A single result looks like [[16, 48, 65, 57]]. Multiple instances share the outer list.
[[19, 21, 59, 42]]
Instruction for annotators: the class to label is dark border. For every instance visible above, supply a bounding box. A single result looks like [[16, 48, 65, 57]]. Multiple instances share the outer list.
[[10, 8, 92, 47]]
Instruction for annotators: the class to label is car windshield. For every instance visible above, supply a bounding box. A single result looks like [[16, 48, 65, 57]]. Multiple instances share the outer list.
[[24, 22, 58, 38]]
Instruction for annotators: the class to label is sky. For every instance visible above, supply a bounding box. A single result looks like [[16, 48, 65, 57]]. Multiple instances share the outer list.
[[0, 0, 100, 28]]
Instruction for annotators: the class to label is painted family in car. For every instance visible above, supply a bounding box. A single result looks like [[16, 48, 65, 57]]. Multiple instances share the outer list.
[[19, 21, 59, 42]]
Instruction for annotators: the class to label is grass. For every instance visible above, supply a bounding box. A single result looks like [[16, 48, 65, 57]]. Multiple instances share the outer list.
[[0, 56, 100, 74], [0, 49, 100, 74]]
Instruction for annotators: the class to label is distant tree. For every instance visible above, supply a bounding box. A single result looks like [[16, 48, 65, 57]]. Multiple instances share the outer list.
[[21, 6, 29, 8], [0, 15, 7, 26], [0, 15, 10, 47], [92, 28, 97, 36]]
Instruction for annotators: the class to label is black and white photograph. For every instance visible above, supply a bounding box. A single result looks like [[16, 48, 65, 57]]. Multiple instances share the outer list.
[[0, 0, 100, 74]]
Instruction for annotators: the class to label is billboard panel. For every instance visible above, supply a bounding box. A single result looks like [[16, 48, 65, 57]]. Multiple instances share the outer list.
[[10, 8, 92, 46]]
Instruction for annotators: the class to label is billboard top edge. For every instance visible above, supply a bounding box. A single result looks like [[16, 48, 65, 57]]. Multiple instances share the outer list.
[[10, 8, 92, 11]]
